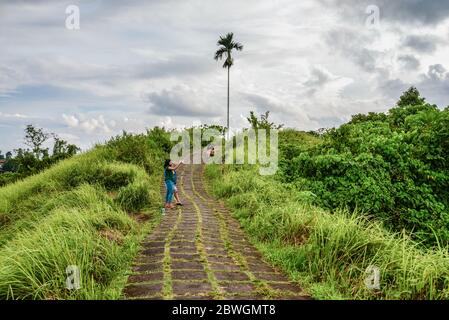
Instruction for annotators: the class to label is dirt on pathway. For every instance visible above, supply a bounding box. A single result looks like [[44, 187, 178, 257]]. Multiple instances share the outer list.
[[124, 164, 310, 300]]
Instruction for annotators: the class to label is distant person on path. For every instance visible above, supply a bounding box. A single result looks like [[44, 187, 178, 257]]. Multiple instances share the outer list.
[[207, 144, 215, 158], [164, 159, 183, 209]]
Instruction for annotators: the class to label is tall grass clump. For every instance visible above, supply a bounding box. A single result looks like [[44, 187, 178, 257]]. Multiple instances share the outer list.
[[116, 181, 152, 212], [0, 184, 138, 299]]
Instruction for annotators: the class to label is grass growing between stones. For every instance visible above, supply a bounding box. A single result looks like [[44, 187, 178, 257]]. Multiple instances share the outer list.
[[193, 166, 281, 299], [162, 207, 183, 299], [183, 168, 223, 299], [214, 207, 277, 299]]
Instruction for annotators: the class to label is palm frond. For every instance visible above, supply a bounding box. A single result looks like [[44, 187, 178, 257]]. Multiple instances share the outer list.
[[214, 47, 227, 61], [233, 42, 243, 51], [223, 57, 233, 68], [214, 32, 242, 68], [217, 33, 235, 48]]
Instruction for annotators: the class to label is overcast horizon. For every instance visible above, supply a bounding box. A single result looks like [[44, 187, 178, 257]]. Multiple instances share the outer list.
[[1, 0, 449, 152]]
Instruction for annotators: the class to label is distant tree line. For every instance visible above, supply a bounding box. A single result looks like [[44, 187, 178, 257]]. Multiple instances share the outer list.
[[0, 125, 80, 186]]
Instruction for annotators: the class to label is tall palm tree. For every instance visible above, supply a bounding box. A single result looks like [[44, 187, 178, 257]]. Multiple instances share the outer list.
[[214, 32, 243, 138]]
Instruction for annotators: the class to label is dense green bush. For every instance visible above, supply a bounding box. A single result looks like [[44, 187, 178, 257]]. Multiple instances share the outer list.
[[0, 172, 22, 187], [105, 132, 155, 175], [146, 126, 174, 154], [280, 88, 449, 246], [105, 128, 171, 176]]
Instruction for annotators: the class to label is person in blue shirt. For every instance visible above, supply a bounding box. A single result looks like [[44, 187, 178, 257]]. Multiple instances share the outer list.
[[164, 159, 183, 209]]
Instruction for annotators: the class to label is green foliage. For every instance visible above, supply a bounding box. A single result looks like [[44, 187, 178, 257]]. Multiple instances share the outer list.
[[24, 124, 50, 159], [116, 181, 152, 212], [51, 134, 80, 161], [205, 163, 449, 300], [0, 128, 170, 299], [200, 124, 227, 136], [1, 158, 19, 172], [397, 86, 426, 108], [279, 87, 449, 247], [104, 130, 168, 176], [0, 184, 138, 299], [214, 32, 243, 69], [0, 172, 22, 188], [348, 112, 388, 125], [0, 125, 81, 186], [146, 126, 174, 154], [278, 129, 321, 180], [247, 110, 284, 130], [181, 125, 226, 149]]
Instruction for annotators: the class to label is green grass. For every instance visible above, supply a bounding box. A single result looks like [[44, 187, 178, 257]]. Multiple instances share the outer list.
[[0, 138, 165, 299], [204, 163, 449, 300]]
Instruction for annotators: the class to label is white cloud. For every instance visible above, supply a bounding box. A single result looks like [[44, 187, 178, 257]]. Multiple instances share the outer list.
[[146, 84, 222, 117], [62, 114, 113, 134], [62, 114, 79, 127], [1, 0, 449, 152], [0, 112, 29, 119]]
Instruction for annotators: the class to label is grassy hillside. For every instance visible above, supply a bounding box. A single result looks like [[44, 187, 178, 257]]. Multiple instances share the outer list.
[[1, 87, 448, 300], [204, 97, 449, 299], [0, 129, 171, 299], [205, 159, 449, 300]]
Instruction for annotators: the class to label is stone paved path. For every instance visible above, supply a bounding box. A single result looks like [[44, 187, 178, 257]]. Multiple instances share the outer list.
[[124, 164, 310, 300]]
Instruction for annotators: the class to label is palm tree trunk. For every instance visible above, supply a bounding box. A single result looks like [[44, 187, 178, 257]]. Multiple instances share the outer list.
[[227, 66, 230, 140]]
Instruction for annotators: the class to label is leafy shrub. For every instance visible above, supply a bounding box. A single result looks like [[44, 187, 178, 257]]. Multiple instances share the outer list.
[[279, 89, 449, 247], [0, 173, 22, 187], [105, 130, 168, 176], [147, 126, 173, 154], [105, 133, 154, 173], [98, 164, 136, 190]]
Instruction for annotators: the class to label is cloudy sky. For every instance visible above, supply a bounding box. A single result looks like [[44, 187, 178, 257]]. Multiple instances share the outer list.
[[1, 0, 449, 152]]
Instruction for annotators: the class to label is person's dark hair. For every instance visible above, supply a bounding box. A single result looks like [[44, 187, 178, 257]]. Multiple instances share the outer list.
[[164, 159, 171, 169]]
